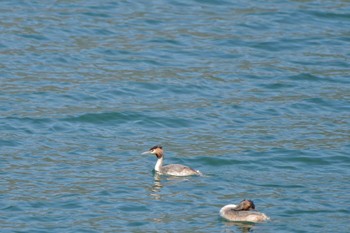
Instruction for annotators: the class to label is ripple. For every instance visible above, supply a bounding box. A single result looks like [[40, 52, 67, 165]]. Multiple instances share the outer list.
[[62, 111, 196, 128], [200, 156, 245, 166]]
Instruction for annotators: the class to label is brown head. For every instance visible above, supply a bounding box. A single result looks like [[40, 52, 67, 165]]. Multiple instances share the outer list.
[[233, 199, 255, 211], [142, 145, 163, 159]]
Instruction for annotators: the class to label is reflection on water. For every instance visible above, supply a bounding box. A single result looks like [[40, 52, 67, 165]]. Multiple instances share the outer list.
[[150, 173, 163, 200], [222, 221, 256, 233], [150, 172, 192, 200]]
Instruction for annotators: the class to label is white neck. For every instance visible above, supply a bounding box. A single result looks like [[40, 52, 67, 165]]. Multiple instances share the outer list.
[[155, 156, 163, 172]]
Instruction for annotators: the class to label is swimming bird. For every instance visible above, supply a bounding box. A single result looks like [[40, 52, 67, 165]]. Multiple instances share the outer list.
[[220, 199, 269, 223], [142, 145, 201, 176]]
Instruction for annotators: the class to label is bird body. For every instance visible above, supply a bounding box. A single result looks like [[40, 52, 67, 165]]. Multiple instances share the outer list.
[[220, 200, 269, 223]]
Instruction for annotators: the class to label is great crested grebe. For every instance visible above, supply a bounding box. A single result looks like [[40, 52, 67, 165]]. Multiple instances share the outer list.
[[142, 145, 201, 176], [220, 199, 269, 223]]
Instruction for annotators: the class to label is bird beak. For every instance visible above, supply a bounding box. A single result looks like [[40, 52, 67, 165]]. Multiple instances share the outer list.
[[142, 150, 152, 155]]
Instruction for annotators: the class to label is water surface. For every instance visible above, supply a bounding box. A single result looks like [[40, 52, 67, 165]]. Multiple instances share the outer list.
[[1, 0, 349, 232]]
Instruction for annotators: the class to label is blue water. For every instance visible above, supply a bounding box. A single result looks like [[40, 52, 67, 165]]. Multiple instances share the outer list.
[[1, 0, 349, 232]]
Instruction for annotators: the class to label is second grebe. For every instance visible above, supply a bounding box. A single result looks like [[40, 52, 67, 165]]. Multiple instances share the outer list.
[[220, 200, 269, 223], [142, 145, 201, 176]]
